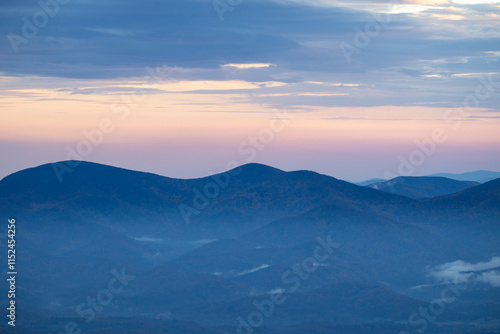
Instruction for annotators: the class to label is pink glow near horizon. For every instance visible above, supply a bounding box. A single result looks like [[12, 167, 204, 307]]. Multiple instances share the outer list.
[[1, 80, 499, 181]]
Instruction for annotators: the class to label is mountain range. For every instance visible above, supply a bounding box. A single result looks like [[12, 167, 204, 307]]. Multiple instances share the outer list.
[[367, 176, 480, 199], [356, 170, 500, 186], [0, 161, 499, 334]]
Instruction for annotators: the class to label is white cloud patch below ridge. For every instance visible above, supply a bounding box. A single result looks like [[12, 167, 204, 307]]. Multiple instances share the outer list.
[[428, 257, 500, 287]]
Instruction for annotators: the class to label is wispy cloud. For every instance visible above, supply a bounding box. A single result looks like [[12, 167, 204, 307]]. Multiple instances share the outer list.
[[428, 257, 500, 287], [223, 63, 277, 69], [236, 264, 271, 277]]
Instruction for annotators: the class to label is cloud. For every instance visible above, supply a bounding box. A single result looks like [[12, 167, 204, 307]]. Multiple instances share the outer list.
[[236, 264, 271, 277], [1, 0, 497, 80], [256, 92, 348, 97], [404, 0, 450, 4], [223, 63, 277, 69], [477, 271, 500, 287], [0, 0, 498, 110], [452, 0, 500, 4], [63, 87, 165, 95], [428, 257, 500, 287], [451, 72, 499, 77], [305, 81, 360, 87]]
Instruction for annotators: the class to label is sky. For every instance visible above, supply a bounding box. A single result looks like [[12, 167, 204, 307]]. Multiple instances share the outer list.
[[0, 0, 499, 181]]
